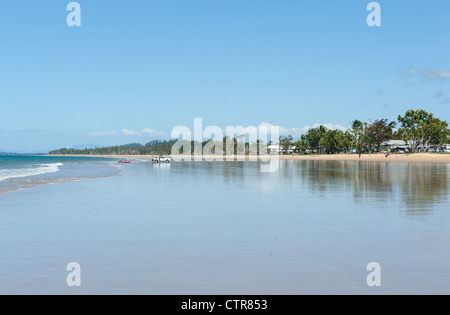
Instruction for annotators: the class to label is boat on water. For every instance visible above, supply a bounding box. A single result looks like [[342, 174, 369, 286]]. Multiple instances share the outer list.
[[118, 160, 131, 164]]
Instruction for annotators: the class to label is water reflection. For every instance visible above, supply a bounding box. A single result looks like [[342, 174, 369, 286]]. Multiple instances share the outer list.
[[296, 160, 395, 195], [293, 160, 448, 217], [400, 164, 449, 216], [158, 159, 448, 218]]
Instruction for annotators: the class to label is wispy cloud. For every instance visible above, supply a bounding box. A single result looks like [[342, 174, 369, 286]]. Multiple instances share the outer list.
[[86, 131, 117, 137], [435, 91, 445, 99], [397, 68, 418, 77], [375, 88, 384, 95], [199, 123, 350, 140], [141, 128, 167, 137], [398, 68, 450, 81], [87, 128, 167, 137], [121, 128, 167, 137], [258, 122, 348, 138], [420, 69, 450, 81], [440, 97, 450, 105], [121, 128, 139, 136], [433, 90, 450, 104]]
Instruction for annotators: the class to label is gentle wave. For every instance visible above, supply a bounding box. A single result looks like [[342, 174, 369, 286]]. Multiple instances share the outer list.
[[0, 163, 63, 181]]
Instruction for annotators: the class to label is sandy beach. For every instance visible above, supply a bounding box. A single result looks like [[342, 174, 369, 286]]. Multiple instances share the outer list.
[[49, 153, 450, 164]]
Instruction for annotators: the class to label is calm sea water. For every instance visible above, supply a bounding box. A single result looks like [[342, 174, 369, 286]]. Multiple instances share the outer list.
[[0, 157, 449, 294]]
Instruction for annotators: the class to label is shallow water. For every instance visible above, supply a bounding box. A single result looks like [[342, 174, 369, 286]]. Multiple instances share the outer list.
[[0, 155, 119, 193], [0, 158, 449, 294]]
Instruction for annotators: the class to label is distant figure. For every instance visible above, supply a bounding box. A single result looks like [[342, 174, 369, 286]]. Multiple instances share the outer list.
[[385, 152, 389, 158]]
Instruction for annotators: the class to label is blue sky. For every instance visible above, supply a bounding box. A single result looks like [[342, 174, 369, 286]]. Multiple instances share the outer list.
[[1, 0, 449, 152]]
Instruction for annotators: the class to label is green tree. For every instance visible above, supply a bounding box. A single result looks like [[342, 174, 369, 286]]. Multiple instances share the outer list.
[[350, 120, 370, 158], [294, 139, 308, 154], [397, 109, 450, 152], [302, 125, 328, 154], [341, 131, 354, 153], [366, 119, 397, 152], [425, 118, 449, 148], [321, 129, 341, 154], [279, 135, 294, 155]]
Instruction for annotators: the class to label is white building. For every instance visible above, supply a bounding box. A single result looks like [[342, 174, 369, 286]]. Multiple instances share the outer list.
[[267, 145, 283, 154], [382, 140, 409, 150], [382, 140, 449, 152], [267, 145, 295, 155]]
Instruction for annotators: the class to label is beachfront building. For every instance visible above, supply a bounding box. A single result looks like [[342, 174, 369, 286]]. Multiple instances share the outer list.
[[382, 140, 410, 152], [267, 145, 295, 155], [267, 145, 282, 155], [382, 140, 449, 153]]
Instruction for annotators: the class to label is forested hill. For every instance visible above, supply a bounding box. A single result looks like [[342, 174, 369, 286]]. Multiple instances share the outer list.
[[49, 140, 178, 155]]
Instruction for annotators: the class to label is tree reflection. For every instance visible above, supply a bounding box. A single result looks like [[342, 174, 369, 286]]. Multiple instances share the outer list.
[[400, 163, 448, 216], [168, 159, 448, 217], [295, 160, 448, 217]]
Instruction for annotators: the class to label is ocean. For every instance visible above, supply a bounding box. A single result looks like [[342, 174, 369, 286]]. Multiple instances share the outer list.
[[0, 157, 449, 294], [0, 155, 120, 194]]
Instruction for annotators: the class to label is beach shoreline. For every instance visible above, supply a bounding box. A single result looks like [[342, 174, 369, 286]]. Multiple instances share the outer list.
[[48, 153, 450, 164]]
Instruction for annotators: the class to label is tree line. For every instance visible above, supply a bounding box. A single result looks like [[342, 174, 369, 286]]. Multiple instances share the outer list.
[[280, 109, 449, 156], [50, 138, 264, 156], [50, 109, 449, 156], [50, 140, 179, 156]]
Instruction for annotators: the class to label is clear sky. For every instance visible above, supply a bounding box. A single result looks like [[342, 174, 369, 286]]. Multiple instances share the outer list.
[[1, 0, 449, 152]]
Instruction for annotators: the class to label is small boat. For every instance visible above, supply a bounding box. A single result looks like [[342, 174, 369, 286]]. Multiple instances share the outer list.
[[118, 160, 131, 164]]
